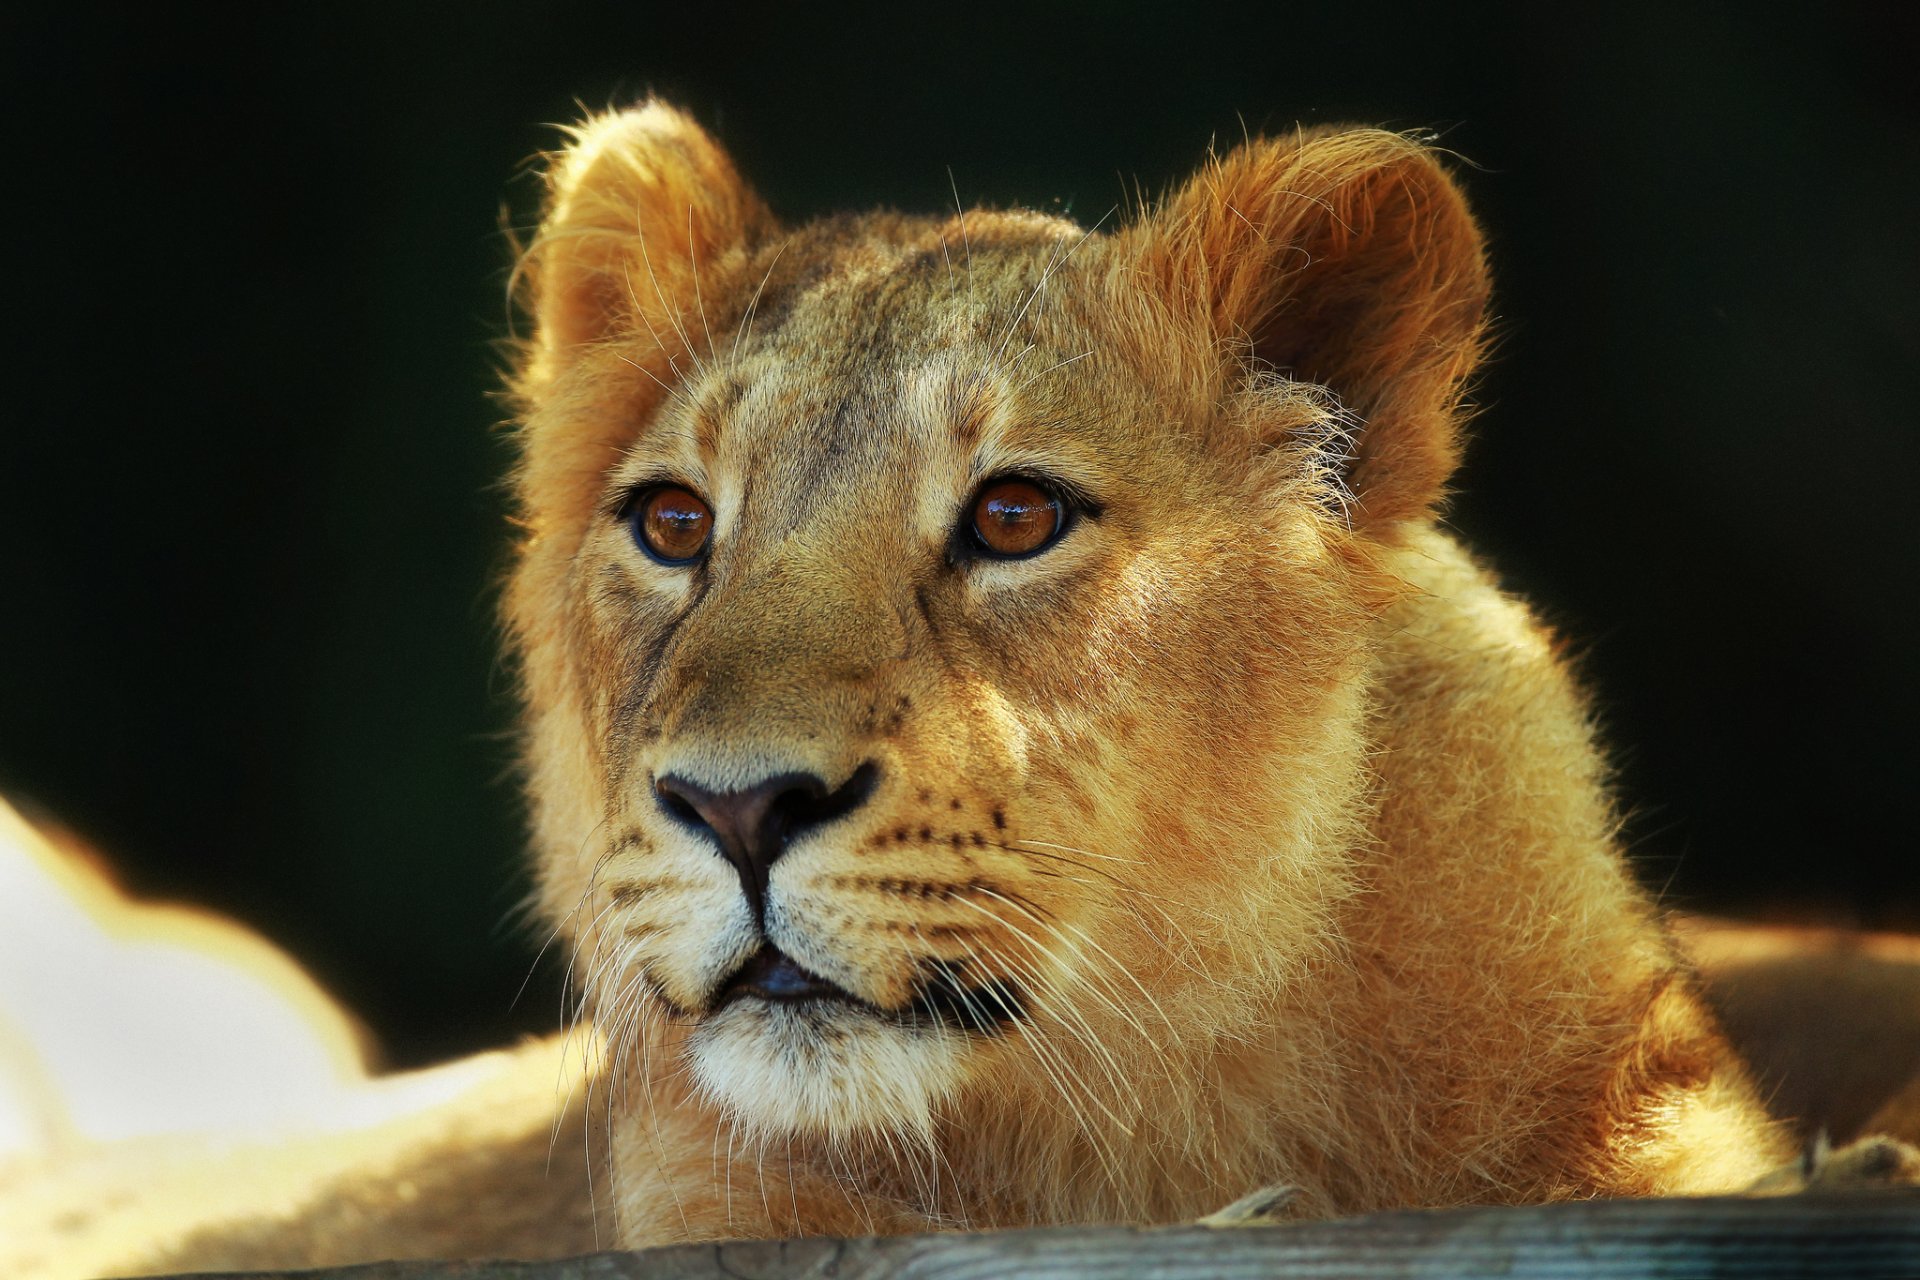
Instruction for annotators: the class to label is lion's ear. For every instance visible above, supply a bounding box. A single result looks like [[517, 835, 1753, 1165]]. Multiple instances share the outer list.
[[1133, 129, 1490, 526], [522, 102, 776, 375]]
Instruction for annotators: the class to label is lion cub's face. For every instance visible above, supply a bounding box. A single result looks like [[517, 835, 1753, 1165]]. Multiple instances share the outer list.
[[511, 107, 1484, 1140]]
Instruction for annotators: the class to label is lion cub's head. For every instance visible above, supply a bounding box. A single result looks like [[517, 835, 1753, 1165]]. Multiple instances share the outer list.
[[508, 104, 1487, 1141]]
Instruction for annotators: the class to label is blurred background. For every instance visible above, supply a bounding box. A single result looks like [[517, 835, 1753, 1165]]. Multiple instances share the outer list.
[[2, 2, 1914, 1067]]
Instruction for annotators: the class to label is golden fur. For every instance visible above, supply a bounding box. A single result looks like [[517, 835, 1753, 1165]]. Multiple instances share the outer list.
[[23, 103, 1900, 1276], [503, 102, 1791, 1241]]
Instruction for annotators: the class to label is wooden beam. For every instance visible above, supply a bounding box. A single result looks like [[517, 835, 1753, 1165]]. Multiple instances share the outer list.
[[161, 1190, 1920, 1280]]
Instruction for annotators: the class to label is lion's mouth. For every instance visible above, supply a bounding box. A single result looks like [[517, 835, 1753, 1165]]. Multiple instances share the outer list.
[[714, 945, 852, 1006], [713, 945, 1025, 1033]]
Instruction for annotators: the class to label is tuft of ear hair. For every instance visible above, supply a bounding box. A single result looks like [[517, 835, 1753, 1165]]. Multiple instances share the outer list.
[[519, 101, 776, 386], [1132, 128, 1491, 527]]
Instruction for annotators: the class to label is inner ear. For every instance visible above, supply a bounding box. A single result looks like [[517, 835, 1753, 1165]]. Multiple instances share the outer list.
[[1135, 129, 1490, 527], [520, 101, 777, 377]]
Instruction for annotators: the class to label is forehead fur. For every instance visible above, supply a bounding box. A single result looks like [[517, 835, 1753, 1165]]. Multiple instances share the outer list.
[[511, 103, 1487, 553], [524, 210, 1245, 560]]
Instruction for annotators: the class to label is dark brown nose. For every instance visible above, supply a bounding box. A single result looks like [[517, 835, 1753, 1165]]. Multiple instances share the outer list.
[[654, 763, 878, 923]]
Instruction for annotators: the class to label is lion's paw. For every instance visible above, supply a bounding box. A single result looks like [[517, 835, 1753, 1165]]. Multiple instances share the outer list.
[[1747, 1131, 1920, 1195]]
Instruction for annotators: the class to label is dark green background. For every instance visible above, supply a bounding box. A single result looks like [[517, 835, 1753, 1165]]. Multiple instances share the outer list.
[[3, 3, 1915, 1066]]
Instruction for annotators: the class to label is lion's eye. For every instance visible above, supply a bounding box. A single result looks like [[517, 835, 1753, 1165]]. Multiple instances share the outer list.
[[630, 485, 713, 564], [968, 479, 1064, 559]]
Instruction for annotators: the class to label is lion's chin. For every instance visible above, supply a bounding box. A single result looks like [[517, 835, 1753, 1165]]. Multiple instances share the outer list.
[[687, 999, 968, 1138]]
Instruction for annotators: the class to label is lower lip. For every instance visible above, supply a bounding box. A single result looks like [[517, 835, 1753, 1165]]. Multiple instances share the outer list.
[[714, 947, 857, 1007], [710, 948, 1024, 1032]]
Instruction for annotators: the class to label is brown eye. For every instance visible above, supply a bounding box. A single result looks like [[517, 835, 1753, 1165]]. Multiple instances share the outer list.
[[969, 478, 1063, 559], [631, 485, 713, 564]]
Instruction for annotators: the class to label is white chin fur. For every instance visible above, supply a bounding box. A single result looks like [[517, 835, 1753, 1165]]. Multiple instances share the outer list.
[[688, 1000, 967, 1139]]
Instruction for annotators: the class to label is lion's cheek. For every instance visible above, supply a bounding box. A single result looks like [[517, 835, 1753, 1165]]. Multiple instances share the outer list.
[[593, 865, 758, 1014]]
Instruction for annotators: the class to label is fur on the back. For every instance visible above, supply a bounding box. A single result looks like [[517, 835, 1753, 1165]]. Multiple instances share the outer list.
[[501, 101, 1789, 1242]]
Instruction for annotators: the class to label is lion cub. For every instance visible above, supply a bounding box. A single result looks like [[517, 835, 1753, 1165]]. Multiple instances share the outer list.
[[504, 103, 1795, 1241]]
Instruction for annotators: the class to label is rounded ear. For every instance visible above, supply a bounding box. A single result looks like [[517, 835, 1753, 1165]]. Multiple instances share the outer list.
[[519, 101, 777, 384], [1129, 128, 1490, 527]]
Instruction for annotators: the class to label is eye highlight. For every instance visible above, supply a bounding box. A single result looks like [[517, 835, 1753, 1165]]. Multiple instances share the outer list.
[[629, 484, 713, 564], [968, 478, 1064, 559]]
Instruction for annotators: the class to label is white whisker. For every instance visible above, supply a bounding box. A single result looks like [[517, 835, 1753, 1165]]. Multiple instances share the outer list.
[[947, 166, 973, 296], [732, 236, 792, 361]]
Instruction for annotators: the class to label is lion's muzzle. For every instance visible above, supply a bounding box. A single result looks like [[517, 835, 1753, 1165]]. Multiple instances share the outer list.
[[653, 761, 880, 924]]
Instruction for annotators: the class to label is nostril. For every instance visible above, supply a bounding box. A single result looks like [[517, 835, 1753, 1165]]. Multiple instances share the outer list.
[[769, 774, 829, 823], [786, 760, 879, 834], [654, 780, 707, 829]]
